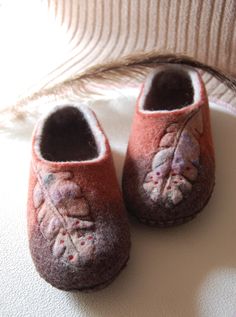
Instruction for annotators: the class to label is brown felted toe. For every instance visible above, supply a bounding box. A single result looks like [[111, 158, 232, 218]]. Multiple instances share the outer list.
[[27, 105, 130, 291], [122, 65, 215, 226]]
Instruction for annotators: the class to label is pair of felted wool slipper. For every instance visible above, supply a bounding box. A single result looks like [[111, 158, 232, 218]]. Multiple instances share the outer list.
[[27, 65, 215, 291]]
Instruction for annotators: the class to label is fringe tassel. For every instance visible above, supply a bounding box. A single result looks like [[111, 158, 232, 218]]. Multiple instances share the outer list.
[[0, 51, 235, 129]]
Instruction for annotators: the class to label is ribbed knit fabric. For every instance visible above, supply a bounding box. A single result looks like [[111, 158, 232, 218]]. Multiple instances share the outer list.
[[0, 0, 235, 108], [45, 0, 236, 79]]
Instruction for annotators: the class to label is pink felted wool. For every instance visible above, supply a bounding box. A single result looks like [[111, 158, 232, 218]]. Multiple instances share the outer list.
[[122, 65, 215, 226], [27, 104, 130, 291]]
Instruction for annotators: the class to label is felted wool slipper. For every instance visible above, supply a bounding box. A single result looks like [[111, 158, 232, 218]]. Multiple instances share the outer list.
[[27, 104, 130, 291], [122, 65, 215, 227]]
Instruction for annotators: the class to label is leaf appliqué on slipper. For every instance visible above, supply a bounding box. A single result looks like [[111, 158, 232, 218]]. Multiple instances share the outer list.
[[33, 168, 95, 266], [143, 109, 203, 208]]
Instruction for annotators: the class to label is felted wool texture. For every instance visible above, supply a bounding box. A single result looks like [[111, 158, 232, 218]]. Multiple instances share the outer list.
[[27, 105, 131, 291], [122, 65, 215, 226]]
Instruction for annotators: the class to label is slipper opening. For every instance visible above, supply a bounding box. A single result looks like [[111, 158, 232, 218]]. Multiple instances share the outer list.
[[143, 67, 194, 111], [40, 106, 99, 162]]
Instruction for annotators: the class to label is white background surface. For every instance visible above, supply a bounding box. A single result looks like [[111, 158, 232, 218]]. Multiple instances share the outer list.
[[0, 91, 236, 317]]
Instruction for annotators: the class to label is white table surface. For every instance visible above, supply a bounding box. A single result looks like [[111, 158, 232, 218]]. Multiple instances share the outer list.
[[0, 90, 236, 317]]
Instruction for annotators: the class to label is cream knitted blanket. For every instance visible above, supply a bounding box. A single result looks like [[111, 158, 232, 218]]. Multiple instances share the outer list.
[[0, 0, 235, 114]]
